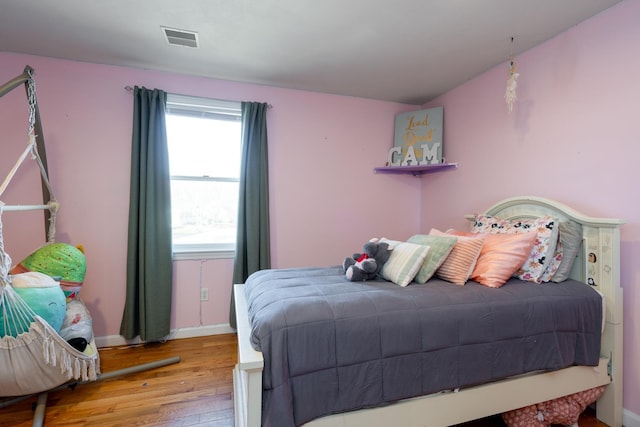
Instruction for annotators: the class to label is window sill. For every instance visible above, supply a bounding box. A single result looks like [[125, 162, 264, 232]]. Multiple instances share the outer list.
[[172, 249, 235, 261]]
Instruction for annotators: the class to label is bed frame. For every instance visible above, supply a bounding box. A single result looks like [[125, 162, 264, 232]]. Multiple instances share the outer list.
[[233, 196, 624, 427]]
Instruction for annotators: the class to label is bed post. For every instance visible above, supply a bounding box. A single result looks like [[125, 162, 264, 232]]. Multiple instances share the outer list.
[[477, 196, 624, 427], [233, 284, 264, 427], [587, 224, 623, 427]]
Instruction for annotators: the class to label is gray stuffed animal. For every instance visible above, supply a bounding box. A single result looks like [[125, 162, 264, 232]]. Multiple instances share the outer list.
[[343, 238, 393, 281]]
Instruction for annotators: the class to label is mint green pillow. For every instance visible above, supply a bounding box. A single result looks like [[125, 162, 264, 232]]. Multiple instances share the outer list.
[[407, 234, 457, 283]]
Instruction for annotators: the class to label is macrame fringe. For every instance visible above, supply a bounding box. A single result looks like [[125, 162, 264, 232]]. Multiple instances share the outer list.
[[42, 333, 56, 365], [42, 334, 50, 364], [40, 322, 99, 382], [63, 351, 71, 376], [88, 358, 98, 381], [49, 338, 57, 366], [73, 357, 81, 379], [94, 354, 101, 379]]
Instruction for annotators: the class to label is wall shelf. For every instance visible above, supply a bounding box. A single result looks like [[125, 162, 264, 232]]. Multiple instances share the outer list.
[[374, 162, 458, 176]]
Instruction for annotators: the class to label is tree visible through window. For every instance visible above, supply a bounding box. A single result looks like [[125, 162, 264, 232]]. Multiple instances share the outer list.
[[165, 94, 241, 258]]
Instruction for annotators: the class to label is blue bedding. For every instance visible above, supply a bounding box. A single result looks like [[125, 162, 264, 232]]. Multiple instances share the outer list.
[[244, 266, 603, 427]]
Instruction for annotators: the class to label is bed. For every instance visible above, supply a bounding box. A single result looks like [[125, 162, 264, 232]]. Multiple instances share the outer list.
[[233, 196, 623, 427]]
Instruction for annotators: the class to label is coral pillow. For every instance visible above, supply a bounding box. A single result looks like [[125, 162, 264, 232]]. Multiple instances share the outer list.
[[429, 229, 484, 285], [447, 229, 537, 288], [471, 214, 559, 284]]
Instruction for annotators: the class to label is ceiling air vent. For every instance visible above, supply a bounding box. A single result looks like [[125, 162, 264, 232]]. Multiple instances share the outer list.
[[162, 27, 199, 48]]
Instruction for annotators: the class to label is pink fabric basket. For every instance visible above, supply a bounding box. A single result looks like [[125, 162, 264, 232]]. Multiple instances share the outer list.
[[501, 386, 605, 427]]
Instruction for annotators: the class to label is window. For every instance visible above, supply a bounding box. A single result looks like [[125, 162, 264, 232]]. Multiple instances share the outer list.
[[165, 94, 242, 259]]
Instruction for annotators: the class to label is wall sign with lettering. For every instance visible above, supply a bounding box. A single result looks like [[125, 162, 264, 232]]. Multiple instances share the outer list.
[[388, 107, 443, 167]]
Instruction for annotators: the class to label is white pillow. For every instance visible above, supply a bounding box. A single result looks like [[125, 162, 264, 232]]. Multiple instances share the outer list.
[[379, 238, 430, 287]]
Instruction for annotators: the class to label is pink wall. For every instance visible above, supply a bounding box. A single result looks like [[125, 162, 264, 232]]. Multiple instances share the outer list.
[[1, 0, 637, 418], [419, 1, 639, 417], [0, 52, 419, 340]]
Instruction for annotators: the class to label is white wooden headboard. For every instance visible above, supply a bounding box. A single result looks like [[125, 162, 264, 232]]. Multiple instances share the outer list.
[[466, 195, 624, 426]]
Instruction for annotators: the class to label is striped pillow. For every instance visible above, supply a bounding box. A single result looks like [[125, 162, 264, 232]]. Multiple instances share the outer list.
[[380, 238, 430, 287], [429, 229, 485, 285], [407, 234, 457, 283]]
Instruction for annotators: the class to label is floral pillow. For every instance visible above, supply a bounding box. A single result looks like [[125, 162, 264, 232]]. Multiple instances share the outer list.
[[539, 240, 563, 283], [471, 214, 559, 284]]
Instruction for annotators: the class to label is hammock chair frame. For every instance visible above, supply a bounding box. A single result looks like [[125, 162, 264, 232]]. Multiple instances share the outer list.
[[0, 66, 181, 426], [0, 66, 53, 233]]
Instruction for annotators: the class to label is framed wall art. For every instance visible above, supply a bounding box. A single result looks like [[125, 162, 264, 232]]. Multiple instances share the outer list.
[[389, 106, 443, 167]]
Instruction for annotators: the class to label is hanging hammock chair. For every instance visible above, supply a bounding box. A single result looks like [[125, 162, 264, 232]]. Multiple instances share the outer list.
[[0, 66, 99, 398]]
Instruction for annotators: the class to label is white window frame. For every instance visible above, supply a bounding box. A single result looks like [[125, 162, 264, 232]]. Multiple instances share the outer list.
[[165, 93, 242, 260]]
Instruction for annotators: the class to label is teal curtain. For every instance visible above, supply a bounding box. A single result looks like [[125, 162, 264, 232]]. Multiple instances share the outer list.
[[120, 87, 173, 342], [230, 102, 271, 328]]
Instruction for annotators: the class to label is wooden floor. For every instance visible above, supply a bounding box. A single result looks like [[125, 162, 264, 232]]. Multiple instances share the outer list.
[[0, 334, 608, 426]]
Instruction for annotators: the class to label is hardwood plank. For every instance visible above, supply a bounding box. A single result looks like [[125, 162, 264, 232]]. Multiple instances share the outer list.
[[0, 334, 608, 426]]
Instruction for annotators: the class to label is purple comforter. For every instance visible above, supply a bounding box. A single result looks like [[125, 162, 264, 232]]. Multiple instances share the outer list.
[[244, 266, 602, 426]]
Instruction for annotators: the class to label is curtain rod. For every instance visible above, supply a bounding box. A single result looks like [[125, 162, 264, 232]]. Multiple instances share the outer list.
[[123, 85, 272, 108]]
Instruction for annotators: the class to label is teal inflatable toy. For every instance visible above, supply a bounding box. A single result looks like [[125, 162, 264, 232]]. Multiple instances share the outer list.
[[0, 272, 66, 337]]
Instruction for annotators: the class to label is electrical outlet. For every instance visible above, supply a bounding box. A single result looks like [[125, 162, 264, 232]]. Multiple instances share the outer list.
[[200, 287, 209, 301]]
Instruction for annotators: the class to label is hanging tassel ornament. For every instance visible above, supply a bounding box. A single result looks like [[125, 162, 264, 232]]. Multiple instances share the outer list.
[[505, 56, 519, 113], [505, 37, 519, 113]]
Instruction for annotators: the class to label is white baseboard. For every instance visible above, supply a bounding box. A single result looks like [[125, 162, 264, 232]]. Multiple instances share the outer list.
[[624, 408, 640, 427], [95, 323, 236, 348]]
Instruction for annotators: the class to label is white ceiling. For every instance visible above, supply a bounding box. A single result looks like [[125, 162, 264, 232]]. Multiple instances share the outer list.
[[0, 0, 621, 104]]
